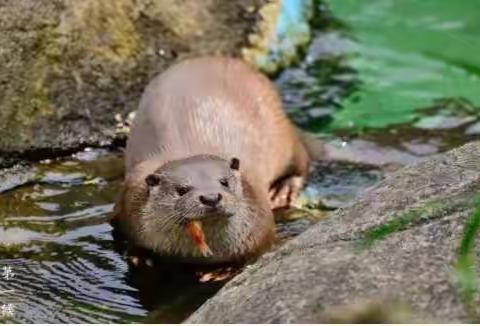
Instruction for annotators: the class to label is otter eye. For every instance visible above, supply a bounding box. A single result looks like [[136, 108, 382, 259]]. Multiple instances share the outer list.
[[230, 157, 240, 170], [219, 178, 229, 188], [176, 186, 190, 196]]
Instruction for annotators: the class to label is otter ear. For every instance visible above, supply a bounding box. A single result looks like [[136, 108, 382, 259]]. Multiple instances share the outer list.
[[145, 174, 161, 187], [230, 157, 240, 170]]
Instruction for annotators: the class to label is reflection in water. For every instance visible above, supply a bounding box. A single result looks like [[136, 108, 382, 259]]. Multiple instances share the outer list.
[[0, 150, 146, 323], [121, 256, 229, 324], [0, 149, 232, 323]]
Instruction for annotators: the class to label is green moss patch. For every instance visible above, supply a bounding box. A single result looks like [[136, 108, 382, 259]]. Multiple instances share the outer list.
[[358, 196, 474, 249], [358, 209, 420, 248], [455, 195, 480, 320]]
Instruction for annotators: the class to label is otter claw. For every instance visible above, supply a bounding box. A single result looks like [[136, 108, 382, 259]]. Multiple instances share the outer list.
[[269, 176, 304, 209]]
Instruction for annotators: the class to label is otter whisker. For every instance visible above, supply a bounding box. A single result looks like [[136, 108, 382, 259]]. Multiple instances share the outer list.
[[154, 210, 184, 233], [139, 201, 180, 234]]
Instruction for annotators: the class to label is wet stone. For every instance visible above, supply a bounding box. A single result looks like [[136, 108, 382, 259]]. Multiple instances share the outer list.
[[465, 122, 480, 135]]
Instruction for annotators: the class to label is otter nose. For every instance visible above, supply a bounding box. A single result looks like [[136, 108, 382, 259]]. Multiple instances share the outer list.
[[199, 193, 222, 207]]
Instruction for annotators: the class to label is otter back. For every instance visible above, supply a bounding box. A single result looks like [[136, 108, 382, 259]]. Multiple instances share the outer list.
[[126, 57, 308, 188]]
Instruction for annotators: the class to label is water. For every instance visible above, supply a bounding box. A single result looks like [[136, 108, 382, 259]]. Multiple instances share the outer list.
[[0, 147, 380, 323], [328, 0, 480, 131], [278, 0, 480, 166], [0, 150, 143, 323], [2, 0, 479, 322]]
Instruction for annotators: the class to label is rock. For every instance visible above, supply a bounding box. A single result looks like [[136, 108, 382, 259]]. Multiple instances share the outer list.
[[243, 0, 313, 73], [466, 122, 480, 135], [0, 0, 274, 160], [402, 139, 441, 156], [413, 115, 476, 130], [186, 141, 480, 323], [324, 138, 420, 167], [0, 164, 38, 193]]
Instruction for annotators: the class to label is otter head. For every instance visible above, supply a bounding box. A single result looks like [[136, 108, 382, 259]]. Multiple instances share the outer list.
[[144, 155, 242, 227], [127, 154, 273, 262], [131, 155, 275, 263]]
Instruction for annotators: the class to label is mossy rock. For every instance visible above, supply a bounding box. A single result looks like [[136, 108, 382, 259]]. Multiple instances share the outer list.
[[0, 0, 275, 162], [187, 141, 480, 323]]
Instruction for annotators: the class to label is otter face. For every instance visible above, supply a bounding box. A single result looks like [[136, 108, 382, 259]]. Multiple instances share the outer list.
[[144, 156, 242, 225], [128, 155, 273, 262]]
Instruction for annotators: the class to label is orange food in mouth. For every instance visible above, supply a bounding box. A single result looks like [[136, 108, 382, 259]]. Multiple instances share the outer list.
[[185, 220, 213, 256]]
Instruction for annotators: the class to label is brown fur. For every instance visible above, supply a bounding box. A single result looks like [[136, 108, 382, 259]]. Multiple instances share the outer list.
[[112, 57, 311, 263]]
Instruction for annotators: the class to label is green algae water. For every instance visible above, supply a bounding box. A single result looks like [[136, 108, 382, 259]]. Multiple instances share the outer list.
[[327, 0, 480, 130], [278, 0, 480, 166]]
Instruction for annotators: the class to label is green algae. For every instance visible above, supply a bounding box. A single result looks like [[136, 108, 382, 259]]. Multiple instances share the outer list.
[[0, 27, 57, 151], [316, 0, 480, 132], [358, 196, 475, 249], [455, 195, 480, 320], [358, 209, 420, 248]]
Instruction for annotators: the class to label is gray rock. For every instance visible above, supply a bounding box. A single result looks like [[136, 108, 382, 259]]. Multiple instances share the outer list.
[[466, 122, 480, 135], [0, 164, 38, 193], [186, 141, 480, 323], [0, 0, 270, 159], [414, 115, 476, 130]]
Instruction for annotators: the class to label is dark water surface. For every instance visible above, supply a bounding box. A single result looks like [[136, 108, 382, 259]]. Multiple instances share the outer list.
[[1, 0, 479, 323]]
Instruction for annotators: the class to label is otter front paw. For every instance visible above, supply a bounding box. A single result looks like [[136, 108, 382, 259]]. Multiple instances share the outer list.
[[269, 176, 305, 210]]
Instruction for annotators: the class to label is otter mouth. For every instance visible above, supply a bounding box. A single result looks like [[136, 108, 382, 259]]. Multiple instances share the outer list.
[[186, 209, 235, 222], [181, 209, 235, 258]]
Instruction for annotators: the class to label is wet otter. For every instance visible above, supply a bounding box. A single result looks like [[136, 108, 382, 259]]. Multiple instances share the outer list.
[[112, 57, 311, 263]]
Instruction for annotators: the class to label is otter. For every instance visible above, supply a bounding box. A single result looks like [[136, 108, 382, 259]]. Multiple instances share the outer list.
[[111, 57, 311, 264]]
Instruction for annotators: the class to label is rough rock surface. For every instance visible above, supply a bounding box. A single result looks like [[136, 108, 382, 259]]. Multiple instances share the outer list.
[[0, 164, 38, 193], [0, 0, 268, 163], [186, 141, 480, 323]]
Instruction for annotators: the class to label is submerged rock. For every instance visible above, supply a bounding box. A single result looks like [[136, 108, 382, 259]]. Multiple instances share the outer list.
[[0, 164, 38, 193], [186, 141, 480, 323]]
